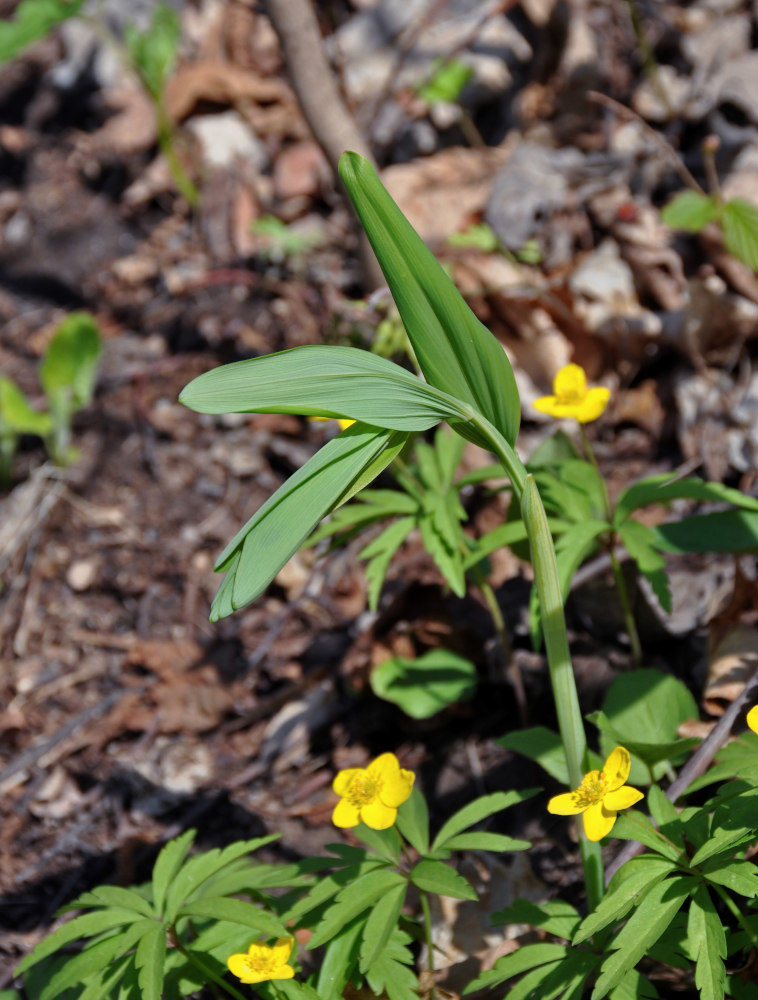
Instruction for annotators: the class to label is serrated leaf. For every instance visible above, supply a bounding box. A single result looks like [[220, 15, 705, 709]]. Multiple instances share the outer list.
[[608, 969, 660, 1000], [418, 507, 466, 595], [359, 882, 407, 973], [573, 855, 677, 944], [38, 919, 155, 1000], [464, 942, 570, 993], [691, 785, 758, 864], [180, 346, 469, 431], [503, 950, 598, 1000], [339, 153, 520, 450], [370, 648, 477, 718], [661, 191, 719, 232], [181, 897, 287, 937], [685, 732, 758, 793], [723, 197, 758, 272], [14, 908, 147, 976], [309, 868, 405, 949], [135, 923, 166, 1000], [591, 876, 694, 1000], [492, 899, 581, 940], [360, 515, 415, 610], [614, 473, 758, 524], [410, 859, 476, 900], [394, 787, 429, 853], [701, 858, 758, 897], [316, 918, 363, 1000], [152, 829, 196, 917], [364, 926, 417, 1000], [432, 789, 535, 852], [687, 885, 726, 1000], [283, 855, 386, 925], [611, 812, 684, 862]]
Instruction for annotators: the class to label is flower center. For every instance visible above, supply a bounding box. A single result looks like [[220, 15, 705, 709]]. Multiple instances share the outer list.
[[241, 952, 277, 976], [574, 770, 607, 809], [346, 771, 380, 807], [557, 384, 586, 404]]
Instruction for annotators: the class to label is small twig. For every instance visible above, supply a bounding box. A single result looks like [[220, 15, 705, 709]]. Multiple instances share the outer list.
[[605, 666, 758, 883]]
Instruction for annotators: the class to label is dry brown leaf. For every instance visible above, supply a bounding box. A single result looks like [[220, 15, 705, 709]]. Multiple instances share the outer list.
[[704, 623, 758, 716]]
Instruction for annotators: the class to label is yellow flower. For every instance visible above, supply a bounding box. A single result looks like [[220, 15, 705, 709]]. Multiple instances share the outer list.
[[533, 364, 610, 424], [332, 752, 414, 830], [309, 416, 356, 431], [547, 746, 643, 842], [747, 706, 758, 734], [227, 937, 295, 985]]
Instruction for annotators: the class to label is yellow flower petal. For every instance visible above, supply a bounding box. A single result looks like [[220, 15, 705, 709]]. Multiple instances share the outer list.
[[370, 753, 414, 807], [333, 768, 363, 795], [553, 364, 588, 398], [227, 954, 253, 982], [332, 797, 361, 828], [547, 790, 585, 816], [583, 800, 617, 841], [602, 746, 631, 792], [604, 786, 643, 811], [273, 964, 295, 980], [338, 419, 356, 430], [747, 705, 758, 735], [360, 798, 398, 830], [573, 387, 611, 423], [271, 938, 294, 965]]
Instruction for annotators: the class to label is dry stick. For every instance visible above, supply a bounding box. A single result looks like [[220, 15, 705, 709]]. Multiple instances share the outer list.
[[605, 665, 758, 883], [264, 0, 384, 290]]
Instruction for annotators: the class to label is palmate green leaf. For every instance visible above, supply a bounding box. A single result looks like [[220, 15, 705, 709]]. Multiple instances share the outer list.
[[339, 152, 520, 449], [364, 926, 417, 1000], [661, 191, 719, 232], [691, 784, 758, 864], [15, 908, 148, 976], [180, 897, 287, 937], [308, 868, 405, 949], [359, 881, 407, 973], [76, 953, 133, 1000], [573, 855, 678, 944], [687, 885, 726, 1000], [432, 789, 535, 853], [360, 514, 416, 610], [316, 918, 363, 1000], [180, 345, 469, 431], [38, 919, 155, 1000], [536, 461, 607, 522], [618, 519, 671, 612], [723, 197, 758, 272], [135, 923, 166, 1000], [283, 854, 387, 925], [410, 858, 477, 900], [394, 786, 429, 853], [464, 942, 570, 993], [613, 473, 758, 524], [419, 494, 467, 594], [208, 424, 408, 619], [151, 828, 195, 917], [492, 899, 580, 941], [591, 876, 695, 1000], [0, 0, 85, 63], [307, 489, 418, 546], [370, 648, 477, 719], [504, 949, 598, 1000], [60, 884, 155, 917], [652, 509, 758, 555], [701, 857, 758, 897]]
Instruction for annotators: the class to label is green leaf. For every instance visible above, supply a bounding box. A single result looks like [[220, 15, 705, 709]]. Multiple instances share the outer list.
[[181, 897, 287, 937], [723, 197, 758, 272], [685, 731, 758, 793], [308, 868, 405, 949], [618, 519, 671, 612], [462, 517, 533, 570], [370, 648, 477, 719], [492, 899, 581, 940], [14, 908, 147, 975], [588, 710, 699, 774], [432, 789, 535, 852], [135, 923, 166, 1000], [354, 824, 402, 863], [364, 926, 417, 1000], [463, 942, 570, 993], [436, 831, 529, 854], [574, 855, 677, 943], [661, 191, 719, 232], [316, 918, 363, 1000], [410, 858, 476, 900], [687, 885, 726, 1000], [417, 57, 473, 104], [691, 785, 758, 864], [609, 970, 660, 1000], [151, 828, 195, 918], [614, 473, 758, 524], [498, 726, 569, 783], [62, 884, 155, 917], [307, 489, 417, 546], [503, 950, 598, 1000], [180, 346, 468, 431], [591, 876, 694, 1000], [394, 787, 429, 853], [701, 857, 758, 898], [600, 669, 698, 757], [359, 881, 407, 973], [124, 3, 181, 101], [284, 855, 386, 925], [0, 0, 85, 64], [40, 312, 102, 413], [339, 152, 521, 449], [0, 378, 52, 436], [418, 505, 466, 596], [652, 509, 758, 555], [611, 812, 684, 862], [360, 515, 416, 610], [38, 919, 155, 1000], [207, 424, 408, 619]]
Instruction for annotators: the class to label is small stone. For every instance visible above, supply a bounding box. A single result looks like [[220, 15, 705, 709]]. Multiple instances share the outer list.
[[67, 559, 98, 592]]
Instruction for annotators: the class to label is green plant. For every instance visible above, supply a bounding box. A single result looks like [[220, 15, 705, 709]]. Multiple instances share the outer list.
[[662, 190, 758, 272], [0, 0, 85, 64], [0, 376, 52, 485]]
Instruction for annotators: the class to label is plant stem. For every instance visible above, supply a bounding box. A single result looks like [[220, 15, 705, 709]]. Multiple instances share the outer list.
[[171, 934, 248, 1000], [419, 889, 438, 1000], [471, 567, 526, 724], [579, 425, 642, 668], [521, 475, 604, 908]]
